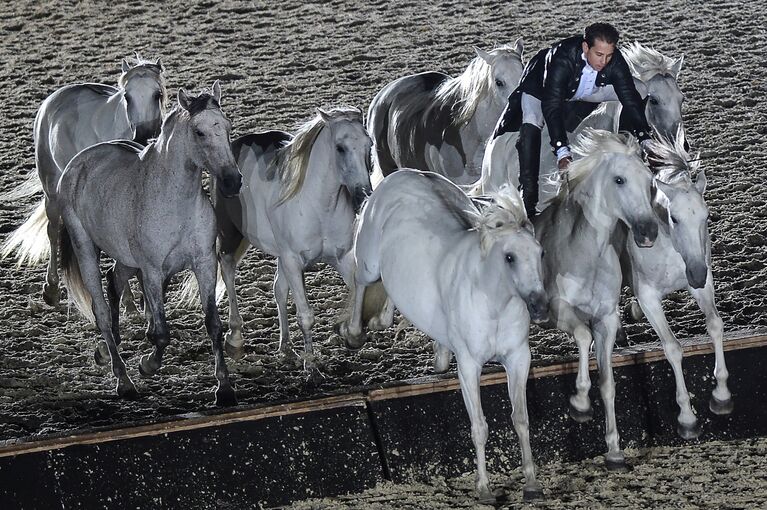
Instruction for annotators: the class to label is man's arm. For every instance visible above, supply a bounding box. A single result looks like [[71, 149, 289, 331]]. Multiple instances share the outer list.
[[611, 54, 652, 143], [541, 53, 575, 162]]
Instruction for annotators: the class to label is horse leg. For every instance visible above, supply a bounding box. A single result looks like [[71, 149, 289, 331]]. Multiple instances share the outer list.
[[636, 285, 700, 439], [368, 296, 395, 331], [592, 314, 626, 470], [220, 249, 245, 361], [65, 219, 136, 398], [335, 251, 366, 349], [96, 263, 137, 366], [690, 279, 733, 414], [433, 341, 452, 374], [569, 323, 595, 422], [502, 346, 543, 501], [273, 258, 295, 358], [43, 196, 61, 306], [456, 353, 494, 504], [137, 270, 171, 378], [194, 255, 236, 406], [280, 255, 322, 383]]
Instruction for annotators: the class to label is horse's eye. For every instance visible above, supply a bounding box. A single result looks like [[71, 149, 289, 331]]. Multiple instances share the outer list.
[[649, 96, 659, 105], [671, 215, 679, 224], [495, 79, 505, 88], [195, 129, 205, 137], [615, 176, 625, 185], [505, 253, 515, 264], [336, 145, 346, 154]]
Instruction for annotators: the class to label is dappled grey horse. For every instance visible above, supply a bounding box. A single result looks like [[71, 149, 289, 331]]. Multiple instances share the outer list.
[[535, 129, 658, 470], [477, 42, 685, 202], [617, 128, 732, 439], [181, 107, 372, 380], [1, 56, 167, 307], [340, 170, 548, 503], [57, 82, 241, 406], [369, 41, 525, 186]]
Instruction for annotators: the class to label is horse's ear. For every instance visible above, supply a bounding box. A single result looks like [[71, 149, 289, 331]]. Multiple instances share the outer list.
[[155, 58, 164, 71], [473, 46, 494, 64], [317, 107, 333, 123], [671, 54, 684, 78], [212, 80, 222, 103], [654, 178, 676, 200], [694, 169, 707, 195], [513, 38, 524, 56], [121, 59, 131, 73], [178, 88, 191, 111]]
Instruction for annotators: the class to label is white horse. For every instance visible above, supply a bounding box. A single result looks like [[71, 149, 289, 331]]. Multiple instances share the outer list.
[[534, 129, 658, 470], [181, 107, 372, 380], [57, 82, 241, 406], [340, 170, 548, 503], [1, 56, 167, 307], [477, 42, 685, 202], [618, 128, 732, 439], [368, 41, 525, 186]]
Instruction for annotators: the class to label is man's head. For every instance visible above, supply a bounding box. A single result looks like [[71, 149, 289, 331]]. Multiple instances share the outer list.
[[582, 22, 620, 72]]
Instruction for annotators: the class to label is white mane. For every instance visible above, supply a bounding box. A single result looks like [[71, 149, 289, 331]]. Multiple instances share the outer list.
[[622, 42, 681, 82]]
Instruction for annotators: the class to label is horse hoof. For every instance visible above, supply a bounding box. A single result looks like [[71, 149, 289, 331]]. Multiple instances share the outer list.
[[476, 487, 496, 505], [215, 385, 237, 407], [339, 322, 366, 350], [677, 420, 702, 440], [605, 457, 631, 472], [116, 380, 138, 400], [523, 485, 544, 502], [569, 402, 594, 423], [225, 341, 245, 361], [94, 342, 110, 366], [138, 355, 159, 378], [709, 396, 734, 415], [42, 285, 60, 307]]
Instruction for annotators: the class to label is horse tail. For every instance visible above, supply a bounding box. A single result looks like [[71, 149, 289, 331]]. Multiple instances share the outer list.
[[59, 225, 95, 323], [368, 90, 398, 185], [0, 172, 43, 202], [0, 200, 50, 267], [175, 238, 250, 308]]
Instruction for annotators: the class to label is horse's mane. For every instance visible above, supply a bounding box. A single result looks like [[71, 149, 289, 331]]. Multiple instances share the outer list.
[[622, 42, 680, 82], [648, 126, 699, 188], [152, 93, 220, 150], [435, 45, 523, 126], [275, 106, 363, 203], [118, 55, 169, 114], [476, 185, 529, 256], [553, 129, 642, 201]]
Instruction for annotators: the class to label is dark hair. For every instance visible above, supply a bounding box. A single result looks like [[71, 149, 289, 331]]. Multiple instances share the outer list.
[[584, 23, 620, 47]]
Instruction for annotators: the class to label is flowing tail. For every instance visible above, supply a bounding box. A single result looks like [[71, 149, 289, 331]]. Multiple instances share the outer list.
[[175, 238, 250, 308], [1, 200, 50, 267], [59, 225, 95, 323], [0, 172, 43, 202]]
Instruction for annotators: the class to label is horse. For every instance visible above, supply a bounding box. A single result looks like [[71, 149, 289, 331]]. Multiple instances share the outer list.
[[533, 129, 658, 470], [180, 106, 372, 380], [56, 82, 241, 406], [617, 127, 732, 439], [368, 41, 525, 186], [476, 42, 685, 203], [1, 55, 167, 307], [340, 170, 548, 503]]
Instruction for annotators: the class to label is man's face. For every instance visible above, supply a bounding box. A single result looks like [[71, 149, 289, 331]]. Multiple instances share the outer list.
[[582, 38, 615, 71]]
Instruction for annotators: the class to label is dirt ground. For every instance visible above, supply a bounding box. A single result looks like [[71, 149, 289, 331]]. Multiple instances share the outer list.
[[0, 0, 765, 454], [280, 436, 767, 509]]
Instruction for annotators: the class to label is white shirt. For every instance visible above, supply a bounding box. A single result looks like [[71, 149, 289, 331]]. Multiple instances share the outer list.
[[573, 53, 598, 100]]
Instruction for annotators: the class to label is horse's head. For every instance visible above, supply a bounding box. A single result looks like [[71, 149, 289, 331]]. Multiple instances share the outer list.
[[569, 129, 658, 247], [623, 42, 686, 149], [650, 129, 709, 288], [177, 81, 241, 197], [474, 39, 525, 111], [119, 57, 167, 144], [318, 107, 373, 212], [479, 187, 548, 323]]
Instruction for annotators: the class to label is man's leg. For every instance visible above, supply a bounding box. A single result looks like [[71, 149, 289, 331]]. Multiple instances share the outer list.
[[518, 93, 544, 220]]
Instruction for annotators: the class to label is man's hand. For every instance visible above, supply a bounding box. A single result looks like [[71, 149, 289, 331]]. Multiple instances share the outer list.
[[558, 156, 572, 172]]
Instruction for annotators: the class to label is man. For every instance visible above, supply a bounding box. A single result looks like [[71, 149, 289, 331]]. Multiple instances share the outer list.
[[493, 22, 652, 219]]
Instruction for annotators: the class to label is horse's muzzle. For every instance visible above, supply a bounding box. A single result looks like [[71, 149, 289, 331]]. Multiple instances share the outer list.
[[686, 262, 708, 289], [526, 292, 549, 324], [219, 173, 242, 198], [631, 218, 658, 248], [351, 186, 371, 213]]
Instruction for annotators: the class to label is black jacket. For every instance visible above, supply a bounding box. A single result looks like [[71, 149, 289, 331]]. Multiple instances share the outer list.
[[494, 36, 651, 151]]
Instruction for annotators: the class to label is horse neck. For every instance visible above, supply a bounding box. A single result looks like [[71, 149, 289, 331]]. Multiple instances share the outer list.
[[96, 92, 131, 134], [149, 119, 203, 199], [557, 182, 618, 250], [463, 90, 503, 140], [299, 129, 346, 211]]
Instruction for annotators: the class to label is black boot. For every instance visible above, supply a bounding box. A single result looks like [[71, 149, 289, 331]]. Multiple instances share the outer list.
[[517, 123, 542, 220]]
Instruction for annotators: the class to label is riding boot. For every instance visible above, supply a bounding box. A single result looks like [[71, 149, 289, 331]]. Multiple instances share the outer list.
[[517, 123, 542, 220]]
